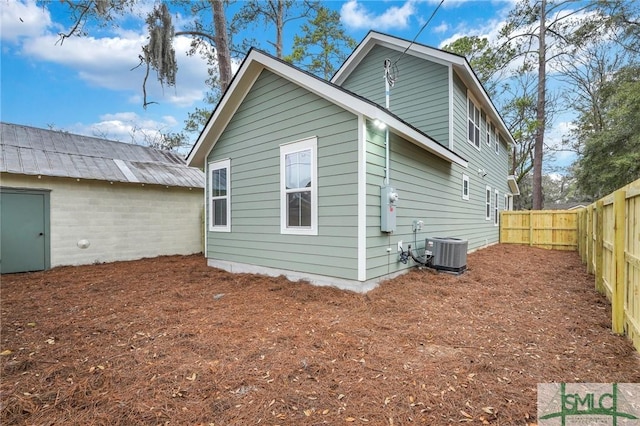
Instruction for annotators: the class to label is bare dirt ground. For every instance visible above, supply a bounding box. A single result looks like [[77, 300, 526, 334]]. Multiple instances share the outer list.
[[1, 244, 639, 425]]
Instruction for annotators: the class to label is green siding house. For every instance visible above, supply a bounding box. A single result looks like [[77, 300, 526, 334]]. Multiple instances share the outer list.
[[187, 31, 519, 291]]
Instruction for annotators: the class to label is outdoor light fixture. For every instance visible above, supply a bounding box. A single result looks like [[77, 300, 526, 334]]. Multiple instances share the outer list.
[[478, 168, 487, 177], [373, 119, 387, 129]]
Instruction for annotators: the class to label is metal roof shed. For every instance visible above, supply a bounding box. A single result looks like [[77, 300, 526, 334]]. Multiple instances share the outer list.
[[1, 122, 205, 273]]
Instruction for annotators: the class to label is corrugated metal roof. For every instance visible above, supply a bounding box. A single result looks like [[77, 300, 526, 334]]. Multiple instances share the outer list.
[[0, 122, 204, 188]]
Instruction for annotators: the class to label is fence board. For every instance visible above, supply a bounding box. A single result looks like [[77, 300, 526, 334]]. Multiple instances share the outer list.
[[500, 210, 578, 250], [575, 179, 640, 351], [624, 186, 640, 349], [499, 178, 640, 351], [500, 179, 640, 351]]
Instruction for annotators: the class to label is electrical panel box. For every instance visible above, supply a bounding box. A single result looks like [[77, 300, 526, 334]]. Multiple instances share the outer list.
[[381, 185, 398, 233]]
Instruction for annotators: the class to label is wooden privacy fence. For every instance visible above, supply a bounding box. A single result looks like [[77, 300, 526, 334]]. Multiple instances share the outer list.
[[500, 210, 579, 250], [577, 179, 640, 351], [500, 178, 640, 351]]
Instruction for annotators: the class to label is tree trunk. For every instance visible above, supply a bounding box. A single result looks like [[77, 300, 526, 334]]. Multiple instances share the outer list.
[[212, 0, 232, 91], [533, 0, 546, 210], [275, 0, 283, 58]]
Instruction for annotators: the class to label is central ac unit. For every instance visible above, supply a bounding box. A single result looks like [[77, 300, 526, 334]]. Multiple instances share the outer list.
[[425, 237, 468, 274]]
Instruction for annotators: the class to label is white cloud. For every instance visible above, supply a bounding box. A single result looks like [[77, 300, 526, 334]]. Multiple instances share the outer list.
[[0, 0, 51, 42], [433, 22, 449, 34], [69, 112, 179, 145], [438, 16, 507, 49], [544, 120, 578, 169], [340, 0, 417, 31], [546, 120, 575, 149], [22, 33, 145, 87], [2, 0, 213, 110], [17, 24, 210, 108]]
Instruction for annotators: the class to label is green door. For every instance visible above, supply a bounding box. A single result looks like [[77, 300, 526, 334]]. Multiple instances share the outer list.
[[0, 188, 50, 274]]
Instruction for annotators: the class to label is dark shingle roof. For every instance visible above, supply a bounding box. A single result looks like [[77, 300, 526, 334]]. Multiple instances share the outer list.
[[1, 122, 203, 188]]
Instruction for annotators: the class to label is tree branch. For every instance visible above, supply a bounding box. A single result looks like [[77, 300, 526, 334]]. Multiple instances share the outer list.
[[56, 2, 91, 45], [175, 30, 217, 45], [130, 51, 157, 109]]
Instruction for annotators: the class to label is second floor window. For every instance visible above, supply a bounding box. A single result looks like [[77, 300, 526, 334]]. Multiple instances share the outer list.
[[468, 98, 481, 149]]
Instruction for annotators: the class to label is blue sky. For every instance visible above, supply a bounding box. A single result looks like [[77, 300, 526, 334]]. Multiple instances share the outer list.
[[0, 0, 575, 167]]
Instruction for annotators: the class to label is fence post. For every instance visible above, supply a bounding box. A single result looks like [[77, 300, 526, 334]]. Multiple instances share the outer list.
[[588, 206, 592, 271], [612, 189, 626, 334], [577, 210, 584, 261], [581, 209, 586, 262], [595, 201, 604, 292], [529, 211, 534, 246]]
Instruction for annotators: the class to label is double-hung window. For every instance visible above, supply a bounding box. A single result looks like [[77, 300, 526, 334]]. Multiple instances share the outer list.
[[280, 137, 317, 235], [485, 186, 492, 221], [209, 159, 230, 232], [468, 98, 481, 149], [462, 174, 470, 200], [504, 194, 512, 211], [492, 124, 499, 155], [494, 189, 499, 226], [485, 117, 491, 147]]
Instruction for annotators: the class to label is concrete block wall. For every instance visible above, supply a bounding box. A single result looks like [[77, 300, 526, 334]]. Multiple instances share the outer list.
[[1, 174, 203, 267]]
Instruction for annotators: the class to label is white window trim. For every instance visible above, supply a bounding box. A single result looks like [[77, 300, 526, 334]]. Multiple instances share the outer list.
[[494, 126, 500, 155], [504, 193, 513, 211], [485, 185, 492, 221], [462, 174, 470, 200], [280, 136, 318, 235], [467, 95, 481, 150], [208, 158, 231, 232], [494, 189, 499, 226]]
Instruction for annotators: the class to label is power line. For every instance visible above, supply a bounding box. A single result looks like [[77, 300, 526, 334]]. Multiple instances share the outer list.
[[392, 0, 445, 67]]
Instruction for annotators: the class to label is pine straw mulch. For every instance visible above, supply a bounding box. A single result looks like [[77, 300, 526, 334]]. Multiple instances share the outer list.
[[1, 244, 639, 426]]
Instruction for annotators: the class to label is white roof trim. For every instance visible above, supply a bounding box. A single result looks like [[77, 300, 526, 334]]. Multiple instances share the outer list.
[[187, 49, 467, 168], [332, 31, 515, 147]]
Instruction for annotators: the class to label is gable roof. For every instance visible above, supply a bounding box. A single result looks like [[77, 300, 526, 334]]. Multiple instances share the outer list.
[[0, 122, 204, 188], [332, 31, 516, 147], [186, 48, 467, 169]]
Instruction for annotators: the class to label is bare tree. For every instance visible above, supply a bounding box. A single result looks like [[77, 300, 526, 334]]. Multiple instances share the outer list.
[[532, 0, 547, 210], [233, 0, 316, 58], [498, 0, 598, 209]]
